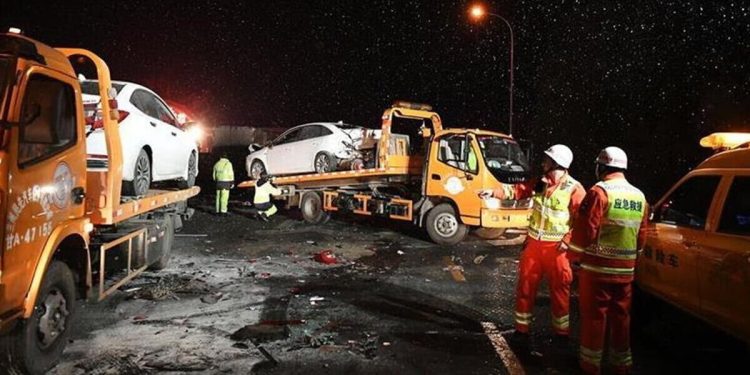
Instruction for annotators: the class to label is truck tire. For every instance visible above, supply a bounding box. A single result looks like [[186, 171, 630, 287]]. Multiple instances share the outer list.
[[300, 192, 330, 224], [425, 203, 468, 245], [1, 261, 76, 374], [177, 152, 198, 189], [122, 149, 151, 196], [474, 228, 507, 240], [150, 215, 175, 270]]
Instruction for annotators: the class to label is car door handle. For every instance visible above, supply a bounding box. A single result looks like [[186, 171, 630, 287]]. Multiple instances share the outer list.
[[171, 132, 177, 136], [431, 174, 441, 180], [150, 121, 157, 127]]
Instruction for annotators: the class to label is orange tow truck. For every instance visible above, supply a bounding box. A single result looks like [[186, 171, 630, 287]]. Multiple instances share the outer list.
[[0, 31, 199, 373], [239, 102, 532, 245]]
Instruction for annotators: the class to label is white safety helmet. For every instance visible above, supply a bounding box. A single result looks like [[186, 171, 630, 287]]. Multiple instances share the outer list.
[[543, 144, 574, 169], [596, 146, 628, 169]]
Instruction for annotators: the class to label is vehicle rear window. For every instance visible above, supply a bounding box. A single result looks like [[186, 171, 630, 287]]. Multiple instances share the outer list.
[[718, 176, 750, 236], [81, 81, 125, 96], [658, 175, 721, 229]]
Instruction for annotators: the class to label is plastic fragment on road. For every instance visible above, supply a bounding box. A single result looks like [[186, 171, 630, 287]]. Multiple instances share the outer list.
[[314, 250, 338, 264]]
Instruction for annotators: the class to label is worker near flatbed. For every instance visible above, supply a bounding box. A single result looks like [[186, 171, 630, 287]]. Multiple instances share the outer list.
[[254, 171, 282, 221], [213, 154, 235, 215], [568, 146, 648, 375], [488, 145, 586, 345]]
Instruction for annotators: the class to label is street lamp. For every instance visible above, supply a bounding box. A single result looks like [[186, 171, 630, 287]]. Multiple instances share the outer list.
[[469, 4, 515, 136]]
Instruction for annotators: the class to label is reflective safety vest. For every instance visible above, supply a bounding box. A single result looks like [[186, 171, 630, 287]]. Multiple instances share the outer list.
[[213, 158, 234, 182], [527, 174, 580, 242], [254, 180, 282, 205], [581, 178, 646, 276]]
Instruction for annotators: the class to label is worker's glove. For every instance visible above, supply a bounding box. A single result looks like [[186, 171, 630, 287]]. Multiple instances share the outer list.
[[557, 242, 569, 252], [231, 184, 235, 189]]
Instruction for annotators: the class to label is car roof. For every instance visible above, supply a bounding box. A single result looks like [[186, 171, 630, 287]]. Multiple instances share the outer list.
[[696, 146, 750, 170]]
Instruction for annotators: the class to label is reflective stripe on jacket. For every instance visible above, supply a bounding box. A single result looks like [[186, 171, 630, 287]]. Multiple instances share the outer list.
[[527, 174, 581, 242], [254, 180, 282, 205], [213, 158, 234, 182]]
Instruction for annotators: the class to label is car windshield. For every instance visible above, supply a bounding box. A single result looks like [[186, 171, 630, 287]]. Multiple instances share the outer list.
[[0, 56, 14, 145], [476, 135, 530, 183], [81, 80, 125, 96]]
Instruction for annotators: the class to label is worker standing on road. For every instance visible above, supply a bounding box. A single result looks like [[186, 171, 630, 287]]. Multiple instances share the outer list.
[[568, 147, 648, 375], [212, 153, 234, 215], [254, 171, 282, 221], [506, 145, 586, 345]]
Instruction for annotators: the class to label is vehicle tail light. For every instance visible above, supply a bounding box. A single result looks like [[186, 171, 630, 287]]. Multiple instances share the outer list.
[[89, 110, 129, 129]]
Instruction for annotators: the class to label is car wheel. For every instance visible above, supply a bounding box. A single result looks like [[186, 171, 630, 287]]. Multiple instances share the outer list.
[[122, 149, 151, 196], [177, 152, 197, 189], [250, 159, 266, 180], [425, 203, 468, 245], [314, 152, 336, 173], [0, 261, 76, 374]]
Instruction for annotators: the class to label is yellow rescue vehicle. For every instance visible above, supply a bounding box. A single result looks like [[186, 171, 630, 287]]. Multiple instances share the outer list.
[[240, 102, 533, 245], [636, 132, 750, 343], [0, 30, 199, 373]]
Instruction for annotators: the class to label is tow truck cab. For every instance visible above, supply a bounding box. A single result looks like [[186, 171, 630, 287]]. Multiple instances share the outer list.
[[636, 132, 750, 343]]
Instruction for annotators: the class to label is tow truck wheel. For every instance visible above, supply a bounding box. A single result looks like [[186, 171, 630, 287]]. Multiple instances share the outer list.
[[122, 149, 151, 196], [150, 215, 175, 270], [474, 228, 507, 240], [300, 192, 331, 224], [1, 261, 76, 374], [250, 159, 266, 180], [314, 152, 336, 173], [425, 204, 468, 245]]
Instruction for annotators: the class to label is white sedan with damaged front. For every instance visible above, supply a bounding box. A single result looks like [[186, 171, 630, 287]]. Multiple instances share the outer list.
[[246, 122, 379, 179]]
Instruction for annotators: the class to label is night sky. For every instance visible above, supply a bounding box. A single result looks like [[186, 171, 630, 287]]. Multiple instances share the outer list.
[[3, 0, 750, 198]]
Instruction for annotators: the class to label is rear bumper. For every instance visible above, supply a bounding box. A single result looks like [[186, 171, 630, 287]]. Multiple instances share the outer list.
[[481, 208, 531, 228]]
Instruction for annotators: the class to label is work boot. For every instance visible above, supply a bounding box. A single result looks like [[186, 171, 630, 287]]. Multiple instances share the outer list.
[[258, 213, 269, 222]]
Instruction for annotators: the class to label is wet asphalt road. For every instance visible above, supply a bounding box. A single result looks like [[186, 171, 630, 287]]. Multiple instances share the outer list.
[[52, 202, 748, 374]]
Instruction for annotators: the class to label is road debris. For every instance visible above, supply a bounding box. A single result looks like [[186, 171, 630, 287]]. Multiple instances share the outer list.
[[313, 250, 338, 264], [473, 254, 487, 265], [200, 292, 223, 304]]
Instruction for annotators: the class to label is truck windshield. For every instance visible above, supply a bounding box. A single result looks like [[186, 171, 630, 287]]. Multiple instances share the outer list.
[[0, 57, 13, 144], [476, 135, 530, 184]]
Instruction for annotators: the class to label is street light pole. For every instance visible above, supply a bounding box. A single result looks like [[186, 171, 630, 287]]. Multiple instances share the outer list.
[[470, 6, 515, 136]]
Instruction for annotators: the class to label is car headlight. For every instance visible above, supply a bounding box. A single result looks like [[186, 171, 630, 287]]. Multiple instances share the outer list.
[[482, 197, 501, 210]]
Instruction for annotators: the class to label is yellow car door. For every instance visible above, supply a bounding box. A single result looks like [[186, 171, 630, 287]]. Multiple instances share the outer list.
[[697, 174, 750, 341], [639, 174, 722, 311]]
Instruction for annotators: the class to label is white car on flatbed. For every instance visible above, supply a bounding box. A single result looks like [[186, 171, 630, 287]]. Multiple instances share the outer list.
[[82, 80, 199, 195], [246, 122, 380, 179]]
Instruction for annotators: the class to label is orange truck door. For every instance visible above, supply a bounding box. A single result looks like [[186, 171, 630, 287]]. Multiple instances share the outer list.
[[426, 133, 483, 224], [2, 68, 86, 310], [698, 175, 750, 340], [641, 175, 722, 310]]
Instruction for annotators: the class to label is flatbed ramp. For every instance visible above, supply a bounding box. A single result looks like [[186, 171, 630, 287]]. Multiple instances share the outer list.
[[88, 187, 200, 225], [238, 167, 417, 189]]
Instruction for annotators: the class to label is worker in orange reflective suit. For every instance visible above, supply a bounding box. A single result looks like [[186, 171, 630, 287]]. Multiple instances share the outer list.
[[492, 145, 585, 344], [568, 147, 648, 375]]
